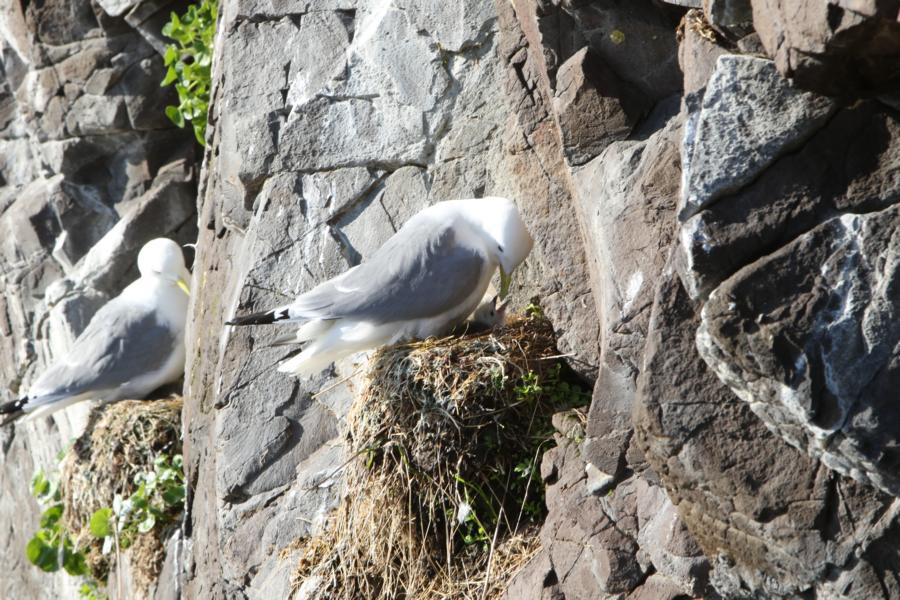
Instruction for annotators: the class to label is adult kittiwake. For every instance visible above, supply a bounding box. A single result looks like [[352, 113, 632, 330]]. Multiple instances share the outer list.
[[227, 197, 533, 376], [0, 238, 191, 425]]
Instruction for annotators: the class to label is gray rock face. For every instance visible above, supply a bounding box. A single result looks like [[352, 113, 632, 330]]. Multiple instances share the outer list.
[[699, 205, 900, 497], [0, 1, 195, 599], [3, 0, 900, 598], [182, 0, 602, 597], [680, 100, 900, 300], [679, 55, 836, 223], [636, 14, 900, 598]]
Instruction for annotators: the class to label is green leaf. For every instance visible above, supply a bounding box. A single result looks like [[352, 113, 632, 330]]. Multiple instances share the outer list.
[[62, 543, 88, 576], [89, 507, 114, 538], [31, 470, 50, 499], [164, 45, 178, 66], [162, 485, 185, 506], [165, 105, 185, 128], [137, 514, 156, 534], [39, 504, 63, 528], [193, 122, 207, 146], [26, 536, 59, 572], [161, 65, 178, 87]]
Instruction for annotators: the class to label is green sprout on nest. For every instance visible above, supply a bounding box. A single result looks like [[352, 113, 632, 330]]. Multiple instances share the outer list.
[[89, 454, 185, 555]]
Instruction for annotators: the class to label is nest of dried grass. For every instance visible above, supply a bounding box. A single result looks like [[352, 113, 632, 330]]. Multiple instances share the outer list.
[[294, 311, 585, 599], [61, 397, 182, 591]]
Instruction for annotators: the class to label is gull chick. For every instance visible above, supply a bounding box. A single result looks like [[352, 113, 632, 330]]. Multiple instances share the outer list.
[[0, 238, 191, 425], [227, 197, 533, 376]]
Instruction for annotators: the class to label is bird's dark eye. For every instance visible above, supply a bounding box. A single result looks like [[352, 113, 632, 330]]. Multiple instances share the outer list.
[[497, 244, 504, 252]]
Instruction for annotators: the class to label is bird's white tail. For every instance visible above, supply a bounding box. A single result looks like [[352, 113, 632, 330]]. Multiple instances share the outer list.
[[277, 322, 386, 376]]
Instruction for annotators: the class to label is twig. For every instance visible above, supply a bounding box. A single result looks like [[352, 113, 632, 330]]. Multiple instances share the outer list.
[[480, 507, 504, 600], [311, 367, 363, 400]]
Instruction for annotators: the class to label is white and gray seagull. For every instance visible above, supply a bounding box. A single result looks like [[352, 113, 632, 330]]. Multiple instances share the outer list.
[[0, 238, 191, 425], [227, 197, 533, 376]]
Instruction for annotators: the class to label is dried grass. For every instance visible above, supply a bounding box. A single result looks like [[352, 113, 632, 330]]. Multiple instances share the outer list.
[[60, 397, 182, 591], [294, 313, 580, 599], [679, 9, 720, 44]]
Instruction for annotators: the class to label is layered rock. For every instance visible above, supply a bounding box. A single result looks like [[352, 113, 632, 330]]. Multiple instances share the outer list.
[[0, 1, 195, 599], [182, 0, 603, 597], [2, 0, 899, 598], [637, 266, 900, 598], [634, 6, 900, 598]]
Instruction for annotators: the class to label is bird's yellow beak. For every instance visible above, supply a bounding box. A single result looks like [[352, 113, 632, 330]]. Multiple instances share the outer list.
[[499, 267, 511, 299], [177, 278, 191, 296]]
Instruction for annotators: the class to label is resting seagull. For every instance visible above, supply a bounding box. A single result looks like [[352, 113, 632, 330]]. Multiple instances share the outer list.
[[227, 197, 533, 376], [0, 238, 191, 425]]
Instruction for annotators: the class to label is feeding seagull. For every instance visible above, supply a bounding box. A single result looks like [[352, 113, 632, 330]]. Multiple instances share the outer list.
[[0, 238, 191, 425], [227, 197, 533, 376]]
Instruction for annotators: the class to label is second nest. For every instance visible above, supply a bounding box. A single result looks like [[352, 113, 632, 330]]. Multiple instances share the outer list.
[[295, 310, 588, 599]]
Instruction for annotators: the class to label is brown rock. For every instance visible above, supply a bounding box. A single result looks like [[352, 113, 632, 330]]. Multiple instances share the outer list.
[[635, 262, 900, 598], [553, 47, 641, 166], [698, 203, 900, 497], [751, 0, 900, 95], [679, 10, 729, 95]]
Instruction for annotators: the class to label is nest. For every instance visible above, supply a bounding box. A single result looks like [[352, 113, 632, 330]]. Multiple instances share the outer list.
[[61, 397, 183, 592], [295, 312, 585, 599]]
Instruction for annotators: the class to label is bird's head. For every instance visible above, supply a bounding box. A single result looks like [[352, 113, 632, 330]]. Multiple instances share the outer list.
[[137, 238, 191, 295], [475, 197, 533, 297]]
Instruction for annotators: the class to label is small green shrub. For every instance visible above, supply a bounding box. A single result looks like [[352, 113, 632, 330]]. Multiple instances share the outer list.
[[27, 467, 89, 577], [88, 454, 185, 556], [160, 0, 218, 145], [27, 455, 104, 599], [26, 451, 184, 599]]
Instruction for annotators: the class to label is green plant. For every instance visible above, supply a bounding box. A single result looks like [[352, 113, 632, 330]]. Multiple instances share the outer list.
[[161, 0, 218, 145], [524, 301, 544, 318], [27, 468, 89, 576], [27, 456, 106, 599], [450, 365, 588, 550], [89, 454, 185, 555]]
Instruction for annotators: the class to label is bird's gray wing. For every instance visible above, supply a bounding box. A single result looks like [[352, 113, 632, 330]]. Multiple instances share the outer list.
[[289, 220, 487, 323], [26, 297, 177, 406]]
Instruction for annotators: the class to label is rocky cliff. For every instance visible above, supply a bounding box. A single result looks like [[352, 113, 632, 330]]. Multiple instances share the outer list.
[[1, 0, 898, 599]]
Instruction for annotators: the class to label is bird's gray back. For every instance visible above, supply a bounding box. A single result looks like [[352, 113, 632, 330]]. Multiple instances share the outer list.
[[291, 220, 487, 323], [29, 297, 177, 401]]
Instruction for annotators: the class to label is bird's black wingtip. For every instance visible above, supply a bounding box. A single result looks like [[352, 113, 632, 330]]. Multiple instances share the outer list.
[[226, 309, 279, 327], [0, 398, 26, 427], [0, 397, 26, 415]]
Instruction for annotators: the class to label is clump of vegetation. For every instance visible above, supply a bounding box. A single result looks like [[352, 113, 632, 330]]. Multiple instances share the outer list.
[[63, 398, 184, 590], [160, 0, 218, 145], [28, 456, 91, 579], [294, 308, 589, 599], [25, 398, 184, 598]]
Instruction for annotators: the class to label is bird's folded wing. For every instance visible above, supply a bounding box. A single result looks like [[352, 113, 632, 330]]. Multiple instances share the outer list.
[[288, 221, 486, 323], [27, 297, 177, 402]]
